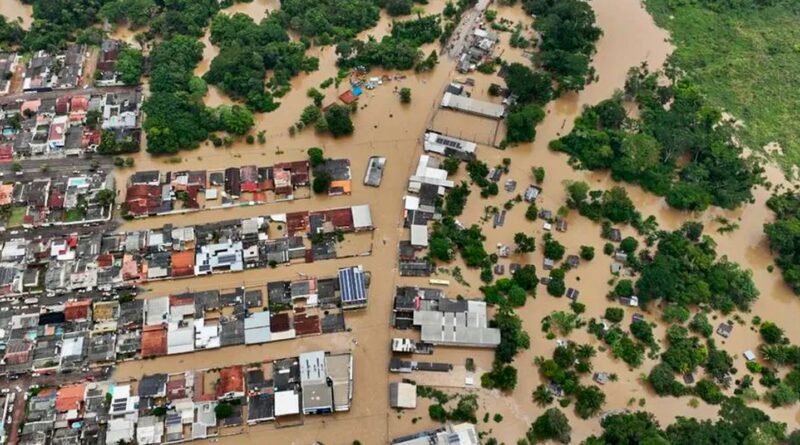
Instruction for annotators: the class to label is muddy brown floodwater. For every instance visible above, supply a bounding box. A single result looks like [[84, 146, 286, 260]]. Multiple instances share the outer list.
[[0, 0, 32, 29], [13, 0, 793, 442]]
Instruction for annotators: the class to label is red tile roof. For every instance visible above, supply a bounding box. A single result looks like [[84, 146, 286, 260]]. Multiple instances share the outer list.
[[55, 383, 86, 412], [171, 250, 195, 278], [141, 325, 167, 358], [216, 366, 244, 398], [64, 299, 92, 320]]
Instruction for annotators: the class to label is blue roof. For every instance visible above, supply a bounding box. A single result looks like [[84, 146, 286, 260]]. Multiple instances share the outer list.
[[339, 266, 366, 304], [352, 86, 363, 96]]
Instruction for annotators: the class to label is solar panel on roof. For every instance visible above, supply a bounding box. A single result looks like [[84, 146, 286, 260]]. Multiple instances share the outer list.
[[339, 267, 366, 303]]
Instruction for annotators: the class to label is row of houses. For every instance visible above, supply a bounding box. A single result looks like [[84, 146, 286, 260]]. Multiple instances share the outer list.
[[18, 351, 353, 445], [124, 160, 319, 217], [0, 88, 142, 160], [0, 266, 366, 376], [0, 40, 138, 97], [397, 153, 457, 277], [0, 204, 373, 297], [0, 171, 114, 229]]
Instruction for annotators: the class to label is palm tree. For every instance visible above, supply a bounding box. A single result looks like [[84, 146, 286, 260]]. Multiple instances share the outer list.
[[532, 384, 554, 407], [576, 344, 596, 360]]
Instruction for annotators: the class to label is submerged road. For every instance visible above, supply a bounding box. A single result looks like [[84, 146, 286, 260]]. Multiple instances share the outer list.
[[447, 0, 492, 59]]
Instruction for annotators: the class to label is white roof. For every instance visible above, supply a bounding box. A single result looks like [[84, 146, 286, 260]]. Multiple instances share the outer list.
[[136, 416, 164, 445], [61, 336, 85, 358], [274, 390, 300, 416], [441, 92, 505, 118], [106, 418, 135, 445], [300, 350, 327, 384], [351, 204, 373, 229], [167, 323, 194, 355], [410, 225, 429, 247], [423, 131, 477, 156], [391, 382, 417, 409], [144, 297, 168, 326], [205, 188, 218, 200], [404, 195, 420, 211]]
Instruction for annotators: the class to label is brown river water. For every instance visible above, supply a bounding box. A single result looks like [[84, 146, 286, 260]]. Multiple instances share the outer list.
[[0, 0, 32, 29], [7, 0, 800, 442]]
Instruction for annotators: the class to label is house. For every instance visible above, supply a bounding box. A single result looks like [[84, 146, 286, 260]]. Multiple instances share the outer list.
[[106, 418, 136, 445], [136, 415, 164, 445], [216, 366, 245, 400], [244, 311, 271, 344], [55, 383, 86, 413], [619, 296, 639, 307], [247, 393, 274, 424], [339, 265, 368, 309], [566, 255, 580, 268], [96, 40, 122, 86], [716, 323, 733, 338], [743, 350, 756, 361], [524, 186, 540, 202], [299, 351, 333, 415], [138, 374, 168, 399], [593, 372, 609, 385], [389, 382, 417, 409], [566, 288, 580, 301]]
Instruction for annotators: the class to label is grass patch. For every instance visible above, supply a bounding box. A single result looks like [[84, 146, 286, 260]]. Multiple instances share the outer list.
[[64, 209, 84, 223], [646, 0, 800, 171], [7, 207, 25, 227]]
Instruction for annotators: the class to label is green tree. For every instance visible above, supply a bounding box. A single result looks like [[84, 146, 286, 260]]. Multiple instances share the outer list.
[[312, 171, 332, 194], [528, 408, 571, 444], [399, 87, 411, 103], [514, 232, 536, 253], [604, 307, 624, 323], [759, 321, 784, 344], [575, 385, 605, 419], [324, 104, 354, 137]]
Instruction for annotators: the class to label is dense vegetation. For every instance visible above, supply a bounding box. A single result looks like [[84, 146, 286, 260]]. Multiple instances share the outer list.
[[143, 36, 236, 154], [501, 63, 548, 145], [551, 66, 763, 211], [18, 0, 226, 50], [205, 13, 319, 111], [0, 16, 25, 50], [523, 0, 602, 92], [335, 15, 441, 70], [275, 0, 381, 44], [116, 47, 144, 85], [584, 400, 789, 445], [646, 0, 800, 170], [535, 341, 607, 419], [636, 224, 759, 312], [764, 191, 800, 294]]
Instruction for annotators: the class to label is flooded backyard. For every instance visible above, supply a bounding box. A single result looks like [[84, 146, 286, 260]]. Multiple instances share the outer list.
[[5, 0, 800, 442]]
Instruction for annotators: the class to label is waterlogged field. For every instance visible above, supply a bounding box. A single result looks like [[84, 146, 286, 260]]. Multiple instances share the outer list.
[[647, 0, 800, 173]]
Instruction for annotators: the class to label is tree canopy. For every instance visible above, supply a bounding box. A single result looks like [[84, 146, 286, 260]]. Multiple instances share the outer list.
[[551, 66, 762, 212], [635, 228, 759, 311], [764, 191, 800, 294]]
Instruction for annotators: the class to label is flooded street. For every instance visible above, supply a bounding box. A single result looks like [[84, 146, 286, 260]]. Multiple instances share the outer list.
[[6, 0, 800, 442]]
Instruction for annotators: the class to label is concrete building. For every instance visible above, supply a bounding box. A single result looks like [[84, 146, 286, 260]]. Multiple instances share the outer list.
[[414, 300, 500, 348], [389, 382, 417, 409], [299, 351, 333, 415], [392, 423, 479, 445], [440, 92, 505, 119], [423, 131, 477, 160]]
